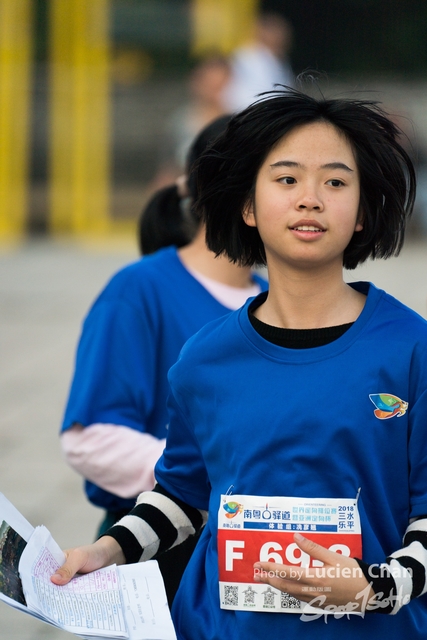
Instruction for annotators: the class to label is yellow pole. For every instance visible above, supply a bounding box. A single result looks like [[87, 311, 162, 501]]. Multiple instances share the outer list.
[[0, 0, 33, 240], [49, 0, 111, 235], [191, 0, 259, 56]]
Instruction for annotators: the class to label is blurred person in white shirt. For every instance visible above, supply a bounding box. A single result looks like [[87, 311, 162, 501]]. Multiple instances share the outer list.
[[223, 12, 294, 112]]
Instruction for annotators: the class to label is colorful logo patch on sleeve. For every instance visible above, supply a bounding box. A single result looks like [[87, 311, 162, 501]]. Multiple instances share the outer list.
[[369, 393, 408, 420]]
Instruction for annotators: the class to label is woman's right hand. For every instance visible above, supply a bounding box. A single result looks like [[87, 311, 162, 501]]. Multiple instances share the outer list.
[[50, 535, 126, 586]]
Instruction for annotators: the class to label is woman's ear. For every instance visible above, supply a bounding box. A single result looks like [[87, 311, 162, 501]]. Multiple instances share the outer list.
[[355, 207, 364, 232], [242, 198, 257, 228], [175, 174, 189, 198]]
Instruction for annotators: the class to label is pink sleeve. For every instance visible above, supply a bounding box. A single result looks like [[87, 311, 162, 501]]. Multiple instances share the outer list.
[[61, 424, 166, 498]]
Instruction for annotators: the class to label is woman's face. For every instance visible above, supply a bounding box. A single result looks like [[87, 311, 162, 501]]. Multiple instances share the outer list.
[[243, 121, 362, 274]]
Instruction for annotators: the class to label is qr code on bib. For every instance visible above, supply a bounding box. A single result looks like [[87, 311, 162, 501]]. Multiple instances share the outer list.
[[280, 592, 301, 609], [223, 585, 239, 607]]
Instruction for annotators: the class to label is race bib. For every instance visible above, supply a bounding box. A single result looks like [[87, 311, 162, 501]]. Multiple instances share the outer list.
[[218, 494, 362, 613]]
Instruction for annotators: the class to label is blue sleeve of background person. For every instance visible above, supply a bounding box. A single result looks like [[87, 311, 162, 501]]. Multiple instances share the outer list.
[[60, 259, 171, 441], [61, 295, 162, 435], [62, 256, 268, 437]]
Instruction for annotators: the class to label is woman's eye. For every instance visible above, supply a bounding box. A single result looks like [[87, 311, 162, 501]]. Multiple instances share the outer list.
[[280, 176, 296, 185], [327, 179, 344, 187]]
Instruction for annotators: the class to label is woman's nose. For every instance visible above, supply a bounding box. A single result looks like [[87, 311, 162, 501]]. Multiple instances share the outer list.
[[296, 188, 323, 211]]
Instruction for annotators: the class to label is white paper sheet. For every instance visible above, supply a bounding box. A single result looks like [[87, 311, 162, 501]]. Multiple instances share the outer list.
[[0, 493, 35, 613], [20, 525, 128, 637], [118, 563, 176, 640], [0, 493, 177, 640]]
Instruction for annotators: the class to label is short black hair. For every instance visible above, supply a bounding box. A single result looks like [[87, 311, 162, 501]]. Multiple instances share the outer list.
[[138, 114, 232, 255], [138, 185, 193, 255], [195, 88, 416, 269], [186, 114, 233, 202]]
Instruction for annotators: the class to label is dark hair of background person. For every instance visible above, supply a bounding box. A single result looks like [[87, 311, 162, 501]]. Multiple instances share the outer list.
[[138, 114, 232, 255], [195, 88, 416, 270]]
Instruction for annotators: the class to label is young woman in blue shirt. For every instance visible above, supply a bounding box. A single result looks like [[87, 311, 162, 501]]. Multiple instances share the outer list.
[[52, 89, 427, 639]]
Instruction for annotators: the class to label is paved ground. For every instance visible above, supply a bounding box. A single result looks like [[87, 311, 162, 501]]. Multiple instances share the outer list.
[[0, 236, 426, 639]]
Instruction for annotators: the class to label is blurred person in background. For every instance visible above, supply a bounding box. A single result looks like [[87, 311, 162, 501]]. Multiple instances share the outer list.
[[152, 55, 231, 189], [59, 115, 268, 604], [222, 11, 294, 112]]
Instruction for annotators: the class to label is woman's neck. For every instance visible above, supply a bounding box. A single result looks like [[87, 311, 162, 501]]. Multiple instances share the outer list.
[[255, 261, 365, 329], [178, 227, 255, 289]]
